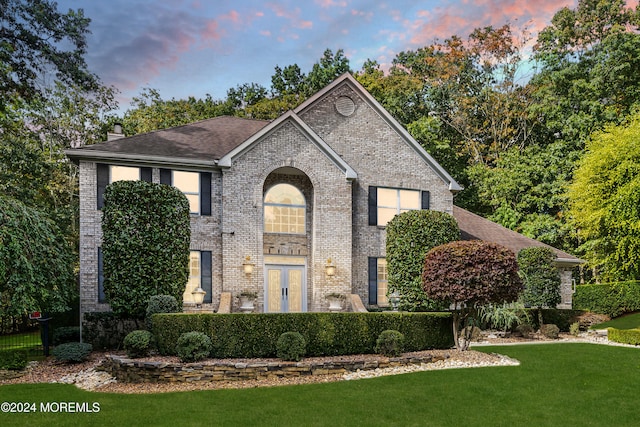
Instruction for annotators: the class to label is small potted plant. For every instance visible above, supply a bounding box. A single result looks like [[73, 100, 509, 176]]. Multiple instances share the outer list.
[[326, 292, 345, 312], [238, 291, 257, 313]]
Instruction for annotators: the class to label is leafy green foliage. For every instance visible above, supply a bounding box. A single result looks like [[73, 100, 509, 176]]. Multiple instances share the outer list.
[[386, 210, 460, 311], [276, 332, 307, 362], [52, 326, 80, 346], [145, 295, 181, 330], [607, 328, 640, 345], [518, 247, 561, 310], [573, 282, 640, 317], [101, 181, 190, 318], [52, 342, 92, 363], [374, 330, 405, 357], [123, 330, 154, 359], [422, 241, 523, 350], [175, 331, 212, 363], [152, 312, 453, 358], [0, 195, 75, 317], [568, 113, 640, 281], [0, 350, 28, 370], [478, 303, 530, 332]]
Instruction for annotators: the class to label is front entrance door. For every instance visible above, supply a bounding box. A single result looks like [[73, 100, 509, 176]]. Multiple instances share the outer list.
[[266, 265, 306, 313]]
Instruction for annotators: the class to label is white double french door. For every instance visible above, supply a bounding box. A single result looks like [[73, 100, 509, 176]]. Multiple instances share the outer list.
[[265, 263, 306, 313]]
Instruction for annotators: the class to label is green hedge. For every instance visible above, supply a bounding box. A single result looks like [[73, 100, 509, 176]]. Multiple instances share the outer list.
[[608, 328, 640, 346], [573, 281, 640, 317], [152, 312, 453, 358]]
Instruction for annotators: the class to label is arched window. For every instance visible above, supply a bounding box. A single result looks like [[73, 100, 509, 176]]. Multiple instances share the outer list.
[[264, 184, 306, 234]]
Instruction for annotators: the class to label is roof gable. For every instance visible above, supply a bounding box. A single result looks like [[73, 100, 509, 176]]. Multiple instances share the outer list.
[[295, 73, 462, 192], [218, 111, 357, 179]]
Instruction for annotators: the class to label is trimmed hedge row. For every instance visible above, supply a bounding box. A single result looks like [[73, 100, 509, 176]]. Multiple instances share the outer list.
[[608, 328, 640, 346], [152, 312, 453, 358], [572, 282, 640, 317]]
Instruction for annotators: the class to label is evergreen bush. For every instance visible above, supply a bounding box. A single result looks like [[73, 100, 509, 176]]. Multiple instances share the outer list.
[[375, 330, 405, 357], [52, 326, 80, 346], [573, 281, 640, 317], [540, 324, 560, 339], [102, 180, 190, 318], [123, 330, 154, 358], [146, 294, 181, 330], [608, 328, 640, 345], [176, 331, 212, 362], [276, 332, 307, 361], [386, 210, 460, 311], [52, 342, 92, 363]]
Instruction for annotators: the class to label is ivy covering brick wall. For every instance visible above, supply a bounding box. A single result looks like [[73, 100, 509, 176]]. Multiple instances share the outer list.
[[101, 181, 191, 318]]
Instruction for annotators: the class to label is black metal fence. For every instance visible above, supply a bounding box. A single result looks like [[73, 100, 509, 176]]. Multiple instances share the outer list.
[[0, 317, 48, 357]]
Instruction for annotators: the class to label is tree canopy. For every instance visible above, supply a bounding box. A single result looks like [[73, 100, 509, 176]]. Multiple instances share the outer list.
[[568, 113, 640, 281]]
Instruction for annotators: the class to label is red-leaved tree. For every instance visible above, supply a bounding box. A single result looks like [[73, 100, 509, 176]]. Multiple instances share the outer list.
[[422, 241, 523, 350]]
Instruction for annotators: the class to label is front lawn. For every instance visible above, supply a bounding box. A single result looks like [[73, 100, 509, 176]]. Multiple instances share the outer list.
[[0, 343, 637, 426], [590, 311, 640, 330]]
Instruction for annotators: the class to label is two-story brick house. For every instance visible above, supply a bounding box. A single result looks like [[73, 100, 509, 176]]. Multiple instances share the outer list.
[[66, 73, 580, 322]]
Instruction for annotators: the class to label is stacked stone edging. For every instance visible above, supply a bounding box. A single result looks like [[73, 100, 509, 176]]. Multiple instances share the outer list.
[[98, 354, 448, 384]]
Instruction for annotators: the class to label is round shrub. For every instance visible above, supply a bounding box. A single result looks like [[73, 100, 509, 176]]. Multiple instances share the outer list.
[[52, 326, 80, 346], [540, 324, 560, 339], [375, 330, 405, 357], [516, 324, 534, 339], [276, 332, 306, 362], [123, 330, 154, 358], [52, 342, 93, 363], [146, 294, 181, 330], [569, 322, 581, 336], [176, 331, 212, 362], [0, 350, 28, 370]]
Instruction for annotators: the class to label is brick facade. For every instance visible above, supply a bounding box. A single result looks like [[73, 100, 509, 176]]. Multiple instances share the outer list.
[[71, 74, 460, 321]]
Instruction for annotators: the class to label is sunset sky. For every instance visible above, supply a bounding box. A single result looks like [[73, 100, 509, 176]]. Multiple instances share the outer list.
[[56, 0, 639, 111]]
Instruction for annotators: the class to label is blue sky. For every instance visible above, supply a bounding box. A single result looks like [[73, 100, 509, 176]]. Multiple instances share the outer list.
[[55, 1, 636, 111]]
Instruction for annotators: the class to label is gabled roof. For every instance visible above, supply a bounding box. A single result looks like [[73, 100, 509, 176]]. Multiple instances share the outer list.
[[452, 206, 583, 267], [295, 73, 463, 192], [219, 111, 357, 180], [66, 116, 269, 168]]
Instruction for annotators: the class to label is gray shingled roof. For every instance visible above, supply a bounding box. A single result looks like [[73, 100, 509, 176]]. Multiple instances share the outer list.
[[452, 205, 582, 266], [73, 116, 270, 161]]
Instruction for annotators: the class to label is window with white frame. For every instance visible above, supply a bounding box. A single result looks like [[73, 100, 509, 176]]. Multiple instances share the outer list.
[[376, 188, 421, 226], [183, 251, 201, 304], [110, 165, 140, 182], [264, 183, 306, 234], [173, 171, 200, 214], [377, 258, 389, 306]]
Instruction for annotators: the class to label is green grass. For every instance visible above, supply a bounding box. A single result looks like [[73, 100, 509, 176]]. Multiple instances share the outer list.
[[1, 343, 638, 426], [0, 331, 41, 353], [590, 312, 640, 330]]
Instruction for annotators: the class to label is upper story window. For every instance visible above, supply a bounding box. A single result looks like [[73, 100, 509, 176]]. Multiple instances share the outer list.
[[376, 188, 421, 226], [173, 171, 200, 214], [264, 184, 306, 234], [110, 165, 139, 182]]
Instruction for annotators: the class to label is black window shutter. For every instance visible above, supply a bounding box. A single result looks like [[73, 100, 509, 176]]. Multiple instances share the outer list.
[[140, 167, 152, 182], [201, 251, 212, 304], [200, 172, 212, 216], [368, 186, 377, 226], [98, 247, 106, 303], [96, 163, 109, 210], [160, 168, 172, 185], [368, 257, 378, 305], [421, 190, 431, 210]]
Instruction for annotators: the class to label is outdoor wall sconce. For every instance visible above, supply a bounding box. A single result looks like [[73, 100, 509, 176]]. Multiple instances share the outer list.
[[389, 291, 401, 311], [243, 256, 255, 275], [325, 258, 336, 277], [192, 286, 206, 309]]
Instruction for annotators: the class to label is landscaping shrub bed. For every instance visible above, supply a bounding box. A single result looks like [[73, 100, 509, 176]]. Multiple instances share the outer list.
[[573, 281, 640, 317], [152, 312, 453, 358], [82, 312, 143, 350], [607, 328, 640, 346]]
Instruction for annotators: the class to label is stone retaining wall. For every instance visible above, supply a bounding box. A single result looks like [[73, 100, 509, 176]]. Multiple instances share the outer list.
[[98, 354, 447, 384]]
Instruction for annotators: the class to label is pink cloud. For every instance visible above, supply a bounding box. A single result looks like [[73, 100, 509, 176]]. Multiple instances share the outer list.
[[315, 0, 347, 7], [266, 3, 313, 29], [201, 20, 225, 42]]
